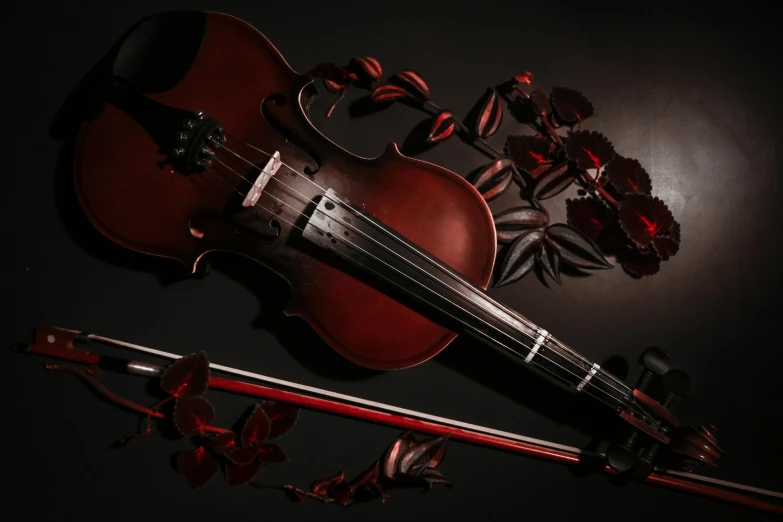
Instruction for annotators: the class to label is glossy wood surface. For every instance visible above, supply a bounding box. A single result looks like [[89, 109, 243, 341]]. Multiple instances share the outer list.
[[73, 12, 496, 370]]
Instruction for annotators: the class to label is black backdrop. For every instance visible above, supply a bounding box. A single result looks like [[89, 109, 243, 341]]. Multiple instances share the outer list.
[[2, 1, 781, 521]]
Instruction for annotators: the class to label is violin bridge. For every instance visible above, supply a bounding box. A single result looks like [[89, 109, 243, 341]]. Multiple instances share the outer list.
[[242, 151, 282, 207]]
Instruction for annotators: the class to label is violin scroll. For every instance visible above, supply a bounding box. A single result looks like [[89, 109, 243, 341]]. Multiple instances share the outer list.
[[606, 346, 722, 478]]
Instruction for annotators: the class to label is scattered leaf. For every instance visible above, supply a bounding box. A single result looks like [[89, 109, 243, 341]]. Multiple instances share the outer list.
[[546, 224, 612, 270], [533, 163, 576, 199], [351, 460, 380, 490], [475, 88, 503, 139], [550, 87, 594, 124], [493, 206, 549, 233], [507, 135, 552, 174], [619, 249, 662, 278], [209, 431, 236, 454], [531, 88, 552, 116], [351, 56, 382, 81], [653, 236, 680, 261], [161, 352, 210, 398], [472, 158, 514, 201], [370, 84, 408, 102], [323, 77, 346, 93], [605, 156, 652, 195], [398, 435, 448, 475], [566, 197, 615, 243], [312, 470, 345, 496], [257, 442, 287, 464], [427, 110, 455, 143], [618, 194, 674, 247], [513, 71, 534, 84], [284, 485, 308, 502], [241, 404, 271, 447], [309, 63, 357, 83], [177, 446, 217, 490], [537, 237, 561, 283], [393, 70, 430, 99], [495, 229, 545, 286], [565, 130, 615, 171], [173, 396, 214, 437], [420, 468, 454, 488], [331, 481, 353, 505], [382, 432, 416, 479], [226, 459, 262, 486], [660, 220, 681, 243], [226, 446, 259, 465], [261, 402, 300, 439]]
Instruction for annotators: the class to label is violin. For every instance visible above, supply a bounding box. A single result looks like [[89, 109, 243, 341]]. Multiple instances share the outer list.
[[71, 11, 718, 478]]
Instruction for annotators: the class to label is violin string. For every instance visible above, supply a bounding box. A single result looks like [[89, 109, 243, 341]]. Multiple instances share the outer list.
[[223, 138, 607, 375], [204, 160, 655, 423], [211, 145, 642, 411], [204, 148, 652, 421]]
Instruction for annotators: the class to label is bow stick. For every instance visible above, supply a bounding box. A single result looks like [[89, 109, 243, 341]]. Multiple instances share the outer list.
[[18, 325, 783, 515]]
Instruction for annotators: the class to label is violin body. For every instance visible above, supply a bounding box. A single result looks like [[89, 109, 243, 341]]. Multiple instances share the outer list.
[[74, 11, 496, 370]]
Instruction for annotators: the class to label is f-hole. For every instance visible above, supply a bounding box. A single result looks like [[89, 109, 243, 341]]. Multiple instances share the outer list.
[[261, 94, 321, 176]]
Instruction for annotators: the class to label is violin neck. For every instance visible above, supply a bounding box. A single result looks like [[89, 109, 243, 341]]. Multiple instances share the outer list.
[[303, 190, 635, 412]]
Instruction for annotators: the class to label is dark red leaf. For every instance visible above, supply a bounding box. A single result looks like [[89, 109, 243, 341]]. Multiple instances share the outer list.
[[308, 62, 357, 83], [312, 470, 345, 496], [177, 446, 218, 490], [513, 71, 534, 84], [536, 237, 561, 284], [382, 432, 416, 479], [565, 130, 615, 171], [331, 481, 353, 505], [393, 70, 430, 99], [550, 87, 594, 124], [546, 224, 612, 270], [507, 135, 552, 175], [160, 352, 209, 398], [261, 402, 300, 439], [472, 158, 514, 201], [351, 460, 380, 489], [241, 404, 271, 447], [660, 220, 681, 243], [653, 236, 680, 261], [566, 197, 615, 243], [370, 84, 407, 103], [532, 88, 551, 115], [323, 78, 345, 93], [225, 459, 261, 486], [226, 446, 259, 465], [173, 396, 214, 437], [257, 442, 287, 464], [619, 249, 661, 278], [208, 431, 236, 454], [284, 485, 308, 502], [605, 156, 652, 195], [427, 110, 455, 143], [618, 194, 674, 247], [352, 56, 382, 81], [533, 163, 576, 200], [495, 229, 545, 287], [475, 88, 503, 139]]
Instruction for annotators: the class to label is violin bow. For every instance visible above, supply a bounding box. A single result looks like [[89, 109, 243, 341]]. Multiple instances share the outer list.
[[19, 325, 783, 515]]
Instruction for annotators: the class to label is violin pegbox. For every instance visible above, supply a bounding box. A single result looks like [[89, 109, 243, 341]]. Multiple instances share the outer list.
[[606, 346, 723, 478]]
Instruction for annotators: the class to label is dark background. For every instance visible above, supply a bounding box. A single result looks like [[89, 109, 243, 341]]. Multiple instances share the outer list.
[[2, 1, 781, 520]]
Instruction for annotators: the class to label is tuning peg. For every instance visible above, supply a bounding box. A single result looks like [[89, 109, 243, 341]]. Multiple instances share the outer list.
[[194, 109, 205, 120], [661, 369, 691, 409], [182, 118, 195, 130], [636, 346, 670, 392]]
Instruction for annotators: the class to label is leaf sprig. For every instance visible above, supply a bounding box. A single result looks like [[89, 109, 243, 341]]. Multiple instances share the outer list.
[[309, 59, 682, 283]]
